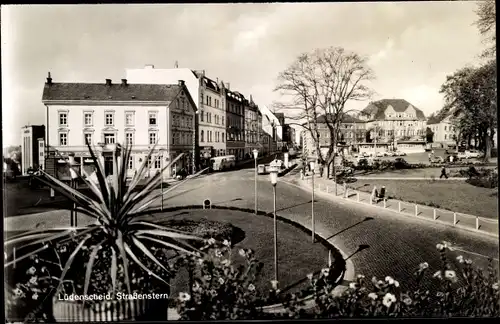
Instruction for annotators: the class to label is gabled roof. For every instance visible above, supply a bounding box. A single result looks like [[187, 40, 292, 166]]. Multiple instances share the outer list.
[[42, 82, 182, 102], [316, 113, 365, 124], [426, 115, 441, 125], [362, 99, 426, 121]]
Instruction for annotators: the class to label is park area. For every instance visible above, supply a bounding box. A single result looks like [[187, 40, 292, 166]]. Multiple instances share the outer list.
[[350, 179, 498, 219]]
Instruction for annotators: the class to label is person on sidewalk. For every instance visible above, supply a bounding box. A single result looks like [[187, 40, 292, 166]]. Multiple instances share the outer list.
[[440, 166, 449, 179], [377, 186, 386, 202]]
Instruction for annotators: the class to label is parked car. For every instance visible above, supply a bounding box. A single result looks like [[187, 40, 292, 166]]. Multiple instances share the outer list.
[[375, 152, 385, 157], [457, 152, 468, 160], [396, 151, 407, 156], [465, 150, 482, 159], [362, 152, 370, 158], [430, 156, 445, 164]]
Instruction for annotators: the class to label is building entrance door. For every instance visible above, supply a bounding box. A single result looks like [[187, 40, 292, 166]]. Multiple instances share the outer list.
[[104, 156, 113, 176]]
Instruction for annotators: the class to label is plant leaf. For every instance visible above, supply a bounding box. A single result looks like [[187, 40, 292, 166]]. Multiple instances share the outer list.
[[136, 235, 201, 257], [83, 240, 106, 298], [4, 244, 51, 268], [56, 235, 91, 294], [131, 237, 170, 274], [111, 247, 118, 295], [116, 232, 131, 294], [123, 243, 170, 286], [135, 229, 204, 241]]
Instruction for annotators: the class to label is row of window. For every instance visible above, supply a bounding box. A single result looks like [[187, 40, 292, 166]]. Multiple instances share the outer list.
[[172, 132, 194, 146], [200, 130, 224, 143], [228, 102, 243, 115], [60, 131, 161, 147], [199, 110, 224, 125], [204, 95, 221, 109], [60, 111, 160, 128], [172, 115, 193, 128]]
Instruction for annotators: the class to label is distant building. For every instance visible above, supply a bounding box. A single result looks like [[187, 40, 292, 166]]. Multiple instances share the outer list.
[[244, 95, 260, 158], [359, 99, 427, 149], [41, 74, 197, 180], [224, 87, 246, 160], [427, 114, 458, 148], [20, 125, 45, 175]]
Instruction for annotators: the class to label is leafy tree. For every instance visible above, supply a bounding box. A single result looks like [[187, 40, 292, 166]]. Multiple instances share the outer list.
[[475, 0, 496, 59], [274, 46, 375, 184], [425, 127, 434, 143], [440, 61, 497, 160]]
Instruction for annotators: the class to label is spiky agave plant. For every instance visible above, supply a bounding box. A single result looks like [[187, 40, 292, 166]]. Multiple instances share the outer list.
[[4, 141, 209, 297]]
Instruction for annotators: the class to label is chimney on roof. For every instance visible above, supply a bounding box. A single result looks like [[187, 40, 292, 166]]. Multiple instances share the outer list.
[[226, 82, 230, 90], [46, 72, 52, 85], [106, 79, 112, 86], [121, 79, 128, 86], [178, 80, 185, 87], [145, 64, 154, 69], [174, 61, 178, 68]]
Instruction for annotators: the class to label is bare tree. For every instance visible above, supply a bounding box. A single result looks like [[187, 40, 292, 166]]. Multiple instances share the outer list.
[[475, 0, 496, 59], [274, 46, 375, 190]]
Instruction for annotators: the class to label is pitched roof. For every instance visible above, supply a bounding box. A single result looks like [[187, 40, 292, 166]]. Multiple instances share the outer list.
[[42, 82, 182, 102], [202, 76, 220, 92], [426, 115, 441, 124], [362, 99, 426, 120]]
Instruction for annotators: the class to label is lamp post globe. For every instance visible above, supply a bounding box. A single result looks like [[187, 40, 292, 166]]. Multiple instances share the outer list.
[[252, 149, 259, 160]]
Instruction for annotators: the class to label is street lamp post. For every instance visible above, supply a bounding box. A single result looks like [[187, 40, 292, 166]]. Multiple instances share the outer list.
[[310, 160, 316, 243], [253, 149, 259, 215], [269, 165, 279, 282], [159, 149, 165, 211]]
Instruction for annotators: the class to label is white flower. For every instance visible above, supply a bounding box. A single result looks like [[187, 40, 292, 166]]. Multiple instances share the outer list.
[[368, 292, 378, 300], [271, 280, 279, 290], [349, 282, 357, 289], [178, 292, 191, 302], [215, 249, 223, 258], [218, 277, 225, 285], [394, 280, 400, 288], [492, 283, 499, 290], [223, 240, 231, 247], [13, 288, 24, 297], [445, 270, 457, 280], [248, 284, 256, 292], [419, 262, 429, 270], [306, 273, 314, 280], [357, 274, 365, 279], [436, 243, 445, 251], [403, 297, 412, 305], [238, 249, 246, 257], [433, 271, 442, 279], [32, 293, 39, 300], [209, 289, 217, 297], [456, 255, 464, 264], [377, 280, 385, 287], [208, 238, 216, 245], [29, 276, 37, 285], [385, 276, 395, 285], [321, 268, 330, 277], [221, 259, 231, 266], [436, 292, 444, 298], [204, 275, 212, 281], [59, 245, 67, 253], [192, 282, 201, 292], [465, 259, 472, 265], [382, 293, 397, 308], [27, 267, 36, 275], [197, 258, 204, 265]]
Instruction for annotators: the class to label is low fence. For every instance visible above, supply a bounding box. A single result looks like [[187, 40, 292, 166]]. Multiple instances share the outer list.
[[305, 178, 499, 238]]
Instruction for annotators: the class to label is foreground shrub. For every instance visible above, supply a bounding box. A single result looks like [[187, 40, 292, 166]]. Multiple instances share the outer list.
[[176, 242, 499, 319]]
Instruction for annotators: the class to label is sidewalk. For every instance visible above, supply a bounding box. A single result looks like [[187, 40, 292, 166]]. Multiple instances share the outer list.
[[354, 177, 467, 180], [286, 172, 499, 238]]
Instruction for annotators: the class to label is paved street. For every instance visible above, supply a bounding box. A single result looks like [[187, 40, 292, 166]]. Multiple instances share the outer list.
[[152, 167, 499, 291], [6, 165, 499, 292]]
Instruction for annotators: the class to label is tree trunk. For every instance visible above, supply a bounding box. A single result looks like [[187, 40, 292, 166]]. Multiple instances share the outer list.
[[484, 129, 492, 162]]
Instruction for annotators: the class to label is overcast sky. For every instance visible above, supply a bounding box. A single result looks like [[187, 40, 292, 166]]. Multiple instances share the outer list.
[[1, 2, 486, 147]]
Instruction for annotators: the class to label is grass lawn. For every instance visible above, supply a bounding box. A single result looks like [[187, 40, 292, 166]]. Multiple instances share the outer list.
[[150, 209, 332, 297], [352, 166, 497, 178], [350, 179, 498, 219]]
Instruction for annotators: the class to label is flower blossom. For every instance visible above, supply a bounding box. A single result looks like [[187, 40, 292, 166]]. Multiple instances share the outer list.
[[223, 240, 231, 247], [307, 273, 314, 280], [444, 270, 457, 282], [27, 267, 36, 275], [368, 292, 378, 300], [357, 274, 365, 279], [238, 249, 246, 257], [321, 268, 330, 277], [382, 293, 397, 308], [32, 293, 39, 300], [29, 276, 38, 285], [215, 249, 223, 258], [221, 259, 231, 267], [197, 258, 204, 265], [248, 284, 256, 292], [385, 276, 395, 285], [436, 243, 445, 251], [271, 280, 279, 290], [349, 282, 357, 289], [218, 278, 225, 285], [393, 280, 400, 288], [492, 283, 498, 290], [208, 238, 216, 245], [419, 262, 429, 270], [178, 292, 191, 302], [456, 255, 464, 264], [403, 297, 412, 305], [13, 288, 24, 297]]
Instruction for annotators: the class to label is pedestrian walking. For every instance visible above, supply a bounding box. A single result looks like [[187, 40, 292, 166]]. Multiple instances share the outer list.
[[371, 186, 378, 204], [440, 166, 448, 179]]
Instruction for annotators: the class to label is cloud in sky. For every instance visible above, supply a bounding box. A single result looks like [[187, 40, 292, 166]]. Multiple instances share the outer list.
[[1, 2, 486, 146]]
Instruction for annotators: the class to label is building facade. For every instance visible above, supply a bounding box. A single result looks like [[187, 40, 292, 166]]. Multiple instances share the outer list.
[[42, 75, 197, 180], [244, 96, 259, 158], [20, 125, 45, 175], [427, 114, 459, 148], [360, 99, 427, 145], [224, 86, 246, 160]]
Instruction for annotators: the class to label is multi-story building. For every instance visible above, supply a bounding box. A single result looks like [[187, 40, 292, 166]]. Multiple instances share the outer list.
[[125, 66, 226, 166], [20, 125, 45, 175], [259, 105, 279, 155], [42, 74, 197, 180], [223, 85, 246, 160], [427, 114, 459, 148], [244, 95, 259, 158]]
